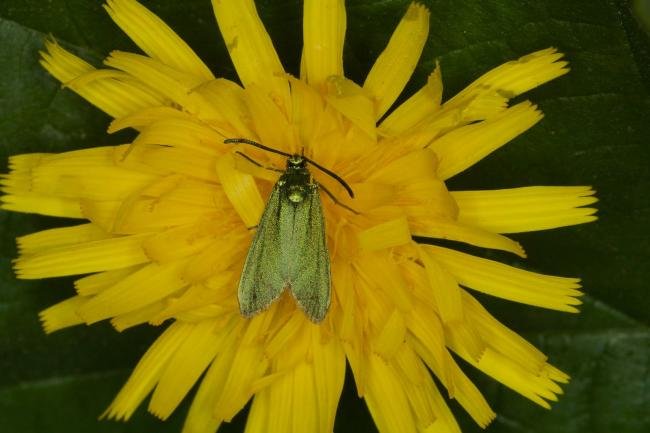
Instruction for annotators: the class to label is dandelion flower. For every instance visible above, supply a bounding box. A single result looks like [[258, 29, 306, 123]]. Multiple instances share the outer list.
[[1, 0, 597, 432]]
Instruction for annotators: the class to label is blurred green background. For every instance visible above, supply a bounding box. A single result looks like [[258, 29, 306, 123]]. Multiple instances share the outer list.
[[0, 0, 648, 432]]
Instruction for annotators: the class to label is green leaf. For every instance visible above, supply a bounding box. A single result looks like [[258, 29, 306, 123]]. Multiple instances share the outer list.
[[1, 1, 648, 433]]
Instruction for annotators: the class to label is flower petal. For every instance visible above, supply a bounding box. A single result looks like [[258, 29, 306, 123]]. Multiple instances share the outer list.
[[14, 234, 150, 279], [216, 152, 265, 228], [74, 266, 141, 296], [431, 101, 543, 180], [244, 83, 298, 152], [449, 48, 569, 104], [419, 255, 463, 323], [77, 260, 188, 323], [104, 52, 221, 119], [378, 63, 442, 136], [413, 219, 526, 257], [358, 217, 412, 251], [302, 0, 346, 84], [149, 319, 229, 419], [103, 321, 195, 420], [39, 296, 86, 333], [364, 353, 418, 433], [462, 291, 547, 372], [452, 186, 598, 233], [325, 75, 377, 140], [40, 40, 167, 118], [428, 245, 583, 312], [212, 318, 272, 422], [13, 224, 108, 261], [211, 0, 289, 102], [105, 0, 214, 80], [472, 348, 565, 409], [364, 2, 430, 120]]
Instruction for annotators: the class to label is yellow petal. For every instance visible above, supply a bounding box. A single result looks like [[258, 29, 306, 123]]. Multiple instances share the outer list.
[[373, 309, 407, 359], [462, 291, 547, 372], [142, 220, 236, 263], [137, 146, 221, 183], [421, 383, 462, 433], [446, 360, 496, 427], [444, 319, 485, 362], [452, 186, 598, 233], [76, 260, 188, 323], [431, 101, 543, 180], [419, 246, 464, 324], [325, 75, 377, 141], [413, 219, 526, 257], [310, 328, 346, 433], [182, 326, 240, 433], [211, 0, 289, 103], [132, 119, 224, 155], [355, 253, 413, 312], [29, 155, 157, 202], [153, 274, 236, 323], [103, 321, 194, 420], [104, 0, 214, 80], [379, 63, 442, 136], [364, 2, 430, 119], [244, 83, 298, 152], [149, 319, 229, 419], [358, 217, 412, 251], [192, 78, 253, 137], [1, 193, 83, 218], [392, 348, 436, 428], [216, 151, 265, 228], [213, 321, 270, 422], [428, 245, 582, 311], [111, 301, 165, 331], [406, 305, 451, 389], [364, 353, 418, 433], [39, 296, 86, 333], [449, 48, 569, 104], [108, 106, 191, 133], [367, 148, 438, 185], [104, 52, 221, 119], [16, 223, 108, 255], [14, 234, 150, 279], [74, 266, 142, 296], [302, 0, 346, 84], [474, 348, 564, 409], [40, 40, 166, 118], [181, 235, 248, 283]]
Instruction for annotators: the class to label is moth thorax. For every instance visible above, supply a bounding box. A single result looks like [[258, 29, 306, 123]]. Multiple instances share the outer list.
[[287, 185, 307, 203]]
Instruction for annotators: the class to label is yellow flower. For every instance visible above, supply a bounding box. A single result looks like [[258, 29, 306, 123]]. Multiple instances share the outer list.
[[1, 0, 597, 432]]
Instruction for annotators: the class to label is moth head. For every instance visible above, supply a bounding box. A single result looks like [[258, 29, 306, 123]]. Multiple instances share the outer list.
[[287, 154, 306, 168]]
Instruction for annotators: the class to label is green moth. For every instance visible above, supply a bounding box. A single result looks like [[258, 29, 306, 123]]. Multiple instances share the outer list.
[[224, 138, 355, 323]]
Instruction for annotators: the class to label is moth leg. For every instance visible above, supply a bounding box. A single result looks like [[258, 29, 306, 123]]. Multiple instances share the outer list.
[[318, 183, 359, 214], [235, 151, 284, 173]]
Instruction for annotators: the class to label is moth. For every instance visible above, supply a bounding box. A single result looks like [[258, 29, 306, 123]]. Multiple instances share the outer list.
[[224, 138, 355, 323]]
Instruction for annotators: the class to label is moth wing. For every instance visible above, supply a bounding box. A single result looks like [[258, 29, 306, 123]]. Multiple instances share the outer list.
[[283, 189, 331, 322], [238, 185, 286, 317]]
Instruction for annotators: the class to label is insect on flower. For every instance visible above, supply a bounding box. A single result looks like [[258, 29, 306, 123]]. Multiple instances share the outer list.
[[224, 138, 356, 322]]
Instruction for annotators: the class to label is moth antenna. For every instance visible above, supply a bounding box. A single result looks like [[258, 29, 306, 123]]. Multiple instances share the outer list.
[[224, 138, 355, 198], [319, 183, 359, 214], [234, 151, 284, 173], [303, 157, 355, 198], [224, 138, 292, 158]]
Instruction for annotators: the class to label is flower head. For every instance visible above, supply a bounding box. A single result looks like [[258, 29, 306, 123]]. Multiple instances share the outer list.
[[1, 0, 597, 432]]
